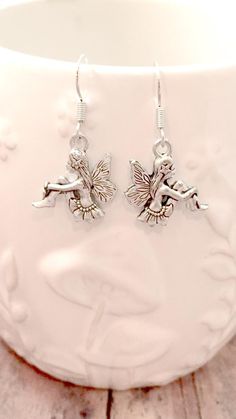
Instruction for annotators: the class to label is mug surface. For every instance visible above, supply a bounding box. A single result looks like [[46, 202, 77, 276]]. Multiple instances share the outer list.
[[0, 0, 236, 389]]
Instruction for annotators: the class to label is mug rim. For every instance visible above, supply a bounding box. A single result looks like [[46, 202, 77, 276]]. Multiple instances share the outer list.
[[0, 0, 236, 75]]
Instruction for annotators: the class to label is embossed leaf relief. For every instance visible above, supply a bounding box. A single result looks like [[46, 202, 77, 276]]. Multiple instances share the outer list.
[[0, 250, 28, 324], [203, 245, 236, 281], [201, 230, 236, 353], [0, 118, 17, 162], [185, 141, 236, 235], [0, 318, 35, 358], [186, 144, 236, 238], [0, 250, 34, 357], [185, 140, 236, 186], [189, 140, 236, 356], [202, 306, 233, 331], [78, 318, 176, 369], [205, 199, 235, 239]]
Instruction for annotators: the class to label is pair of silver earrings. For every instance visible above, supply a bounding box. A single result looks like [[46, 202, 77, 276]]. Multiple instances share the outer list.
[[32, 57, 208, 227]]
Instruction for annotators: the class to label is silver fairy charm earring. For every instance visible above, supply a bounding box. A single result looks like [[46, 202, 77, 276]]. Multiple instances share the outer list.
[[33, 55, 117, 222], [125, 64, 208, 227]]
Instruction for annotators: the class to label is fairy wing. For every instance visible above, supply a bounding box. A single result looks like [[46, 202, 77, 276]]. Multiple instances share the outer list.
[[125, 160, 151, 207], [91, 154, 117, 203]]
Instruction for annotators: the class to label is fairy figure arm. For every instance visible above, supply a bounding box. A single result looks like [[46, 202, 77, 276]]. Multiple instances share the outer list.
[[125, 160, 151, 207]]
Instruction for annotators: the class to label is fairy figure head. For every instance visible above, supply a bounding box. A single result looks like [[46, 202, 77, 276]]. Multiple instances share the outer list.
[[153, 155, 175, 183], [68, 147, 89, 171], [67, 147, 93, 189], [67, 133, 90, 173]]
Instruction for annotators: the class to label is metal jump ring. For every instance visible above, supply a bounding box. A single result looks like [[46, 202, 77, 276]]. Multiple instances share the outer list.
[[70, 133, 89, 151], [153, 138, 172, 157]]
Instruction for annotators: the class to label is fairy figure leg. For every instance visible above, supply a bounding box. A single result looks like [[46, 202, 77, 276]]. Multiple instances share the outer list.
[[32, 176, 68, 208]]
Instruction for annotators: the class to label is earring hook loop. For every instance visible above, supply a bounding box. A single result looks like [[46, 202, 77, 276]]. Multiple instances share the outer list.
[[154, 61, 162, 108], [76, 54, 88, 103], [73, 54, 89, 145], [154, 61, 168, 151]]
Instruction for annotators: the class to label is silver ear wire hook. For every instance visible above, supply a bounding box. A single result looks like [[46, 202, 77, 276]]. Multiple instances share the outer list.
[[155, 62, 162, 108], [154, 61, 166, 146], [75, 54, 88, 135], [76, 54, 88, 102]]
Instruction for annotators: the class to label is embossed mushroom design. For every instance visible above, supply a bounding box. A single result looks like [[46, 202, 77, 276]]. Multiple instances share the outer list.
[[39, 227, 176, 375], [40, 228, 162, 337]]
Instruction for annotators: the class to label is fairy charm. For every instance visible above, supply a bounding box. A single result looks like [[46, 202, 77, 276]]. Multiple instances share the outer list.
[[125, 140, 208, 226], [33, 135, 116, 221], [32, 55, 116, 222], [125, 63, 207, 227]]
